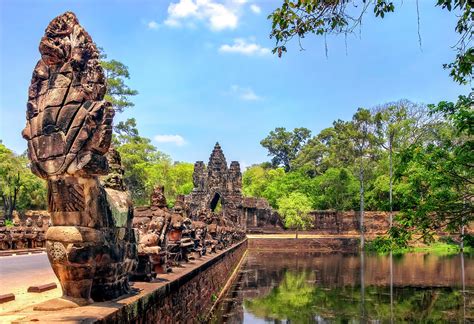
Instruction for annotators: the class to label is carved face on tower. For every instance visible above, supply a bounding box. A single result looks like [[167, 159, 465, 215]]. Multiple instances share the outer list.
[[22, 11, 113, 179]]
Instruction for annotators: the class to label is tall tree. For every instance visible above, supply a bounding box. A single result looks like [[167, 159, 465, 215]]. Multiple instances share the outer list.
[[351, 108, 377, 249], [260, 127, 312, 171], [374, 101, 410, 227], [395, 95, 473, 244], [269, 0, 473, 84], [100, 51, 138, 113]]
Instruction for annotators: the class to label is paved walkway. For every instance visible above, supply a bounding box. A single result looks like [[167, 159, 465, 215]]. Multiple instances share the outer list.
[[0, 253, 60, 315]]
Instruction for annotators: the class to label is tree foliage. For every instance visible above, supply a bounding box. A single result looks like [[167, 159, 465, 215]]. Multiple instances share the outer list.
[[250, 96, 472, 245], [99, 50, 138, 113], [113, 118, 193, 206], [260, 127, 311, 171], [0, 142, 46, 218], [393, 95, 473, 243], [278, 192, 313, 235], [269, 0, 473, 84]]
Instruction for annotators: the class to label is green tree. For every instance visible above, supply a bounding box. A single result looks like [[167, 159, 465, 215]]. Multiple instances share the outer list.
[[350, 108, 378, 248], [0, 143, 46, 219], [144, 161, 194, 207], [394, 95, 473, 244], [113, 118, 194, 206], [314, 167, 358, 211], [269, 0, 473, 84], [278, 192, 313, 238], [293, 121, 358, 176], [260, 127, 312, 171], [100, 51, 138, 113], [242, 164, 281, 198], [113, 118, 170, 204], [374, 101, 410, 226]]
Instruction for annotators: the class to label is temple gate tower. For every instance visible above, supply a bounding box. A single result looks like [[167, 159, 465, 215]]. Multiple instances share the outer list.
[[185, 143, 244, 226]]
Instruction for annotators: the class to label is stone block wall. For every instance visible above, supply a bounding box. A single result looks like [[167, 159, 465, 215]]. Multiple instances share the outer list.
[[310, 210, 391, 235], [248, 237, 359, 253], [102, 239, 248, 323]]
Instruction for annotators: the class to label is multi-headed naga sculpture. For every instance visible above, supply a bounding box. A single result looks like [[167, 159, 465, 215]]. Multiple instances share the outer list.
[[22, 12, 136, 309]]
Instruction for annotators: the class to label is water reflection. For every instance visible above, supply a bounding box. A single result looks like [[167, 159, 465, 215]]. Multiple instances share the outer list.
[[213, 251, 473, 323]]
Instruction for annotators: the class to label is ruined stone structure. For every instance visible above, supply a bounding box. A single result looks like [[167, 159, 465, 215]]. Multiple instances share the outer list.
[[243, 197, 283, 233], [132, 185, 171, 280], [22, 12, 136, 308], [186, 143, 243, 225], [184, 143, 277, 233], [0, 216, 49, 250]]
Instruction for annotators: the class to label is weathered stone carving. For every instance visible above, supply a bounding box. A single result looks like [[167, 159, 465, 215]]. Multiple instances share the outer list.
[[185, 143, 244, 226], [151, 185, 167, 208], [10, 219, 26, 249], [22, 12, 136, 309], [33, 217, 47, 248], [0, 218, 11, 250], [131, 185, 172, 281]]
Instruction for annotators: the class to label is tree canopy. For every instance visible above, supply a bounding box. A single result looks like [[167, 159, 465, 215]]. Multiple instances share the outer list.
[[99, 50, 139, 113], [278, 192, 313, 236], [244, 96, 472, 245], [112, 118, 194, 206], [0, 142, 46, 219], [260, 127, 311, 171]]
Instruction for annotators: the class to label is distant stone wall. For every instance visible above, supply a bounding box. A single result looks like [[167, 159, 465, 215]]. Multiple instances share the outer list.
[[248, 237, 360, 252], [249, 210, 392, 235], [310, 210, 391, 235]]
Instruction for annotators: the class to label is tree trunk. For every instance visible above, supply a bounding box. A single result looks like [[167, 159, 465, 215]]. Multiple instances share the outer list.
[[3, 194, 12, 221], [359, 159, 365, 249], [389, 136, 393, 228], [295, 228, 298, 239]]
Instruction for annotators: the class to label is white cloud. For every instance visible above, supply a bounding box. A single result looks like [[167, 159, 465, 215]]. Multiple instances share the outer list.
[[164, 0, 241, 31], [154, 134, 187, 146], [147, 20, 159, 30], [229, 85, 262, 101], [219, 38, 270, 56], [250, 4, 261, 14]]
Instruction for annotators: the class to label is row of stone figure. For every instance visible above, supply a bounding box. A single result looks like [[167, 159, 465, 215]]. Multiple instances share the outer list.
[[131, 186, 246, 281], [0, 217, 50, 250]]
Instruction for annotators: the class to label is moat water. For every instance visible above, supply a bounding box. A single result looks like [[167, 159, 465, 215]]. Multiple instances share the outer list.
[[213, 251, 473, 323]]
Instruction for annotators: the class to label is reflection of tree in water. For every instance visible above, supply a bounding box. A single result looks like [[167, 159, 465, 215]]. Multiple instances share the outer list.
[[243, 269, 471, 323], [244, 271, 317, 322]]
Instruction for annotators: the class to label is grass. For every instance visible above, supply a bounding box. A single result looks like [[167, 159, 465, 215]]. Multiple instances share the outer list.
[[366, 235, 473, 255], [407, 242, 472, 255]]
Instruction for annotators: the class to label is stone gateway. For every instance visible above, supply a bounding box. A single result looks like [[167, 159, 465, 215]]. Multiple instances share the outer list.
[[184, 143, 277, 232]]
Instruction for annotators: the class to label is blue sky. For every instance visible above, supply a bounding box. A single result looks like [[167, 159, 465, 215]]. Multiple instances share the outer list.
[[0, 0, 468, 168]]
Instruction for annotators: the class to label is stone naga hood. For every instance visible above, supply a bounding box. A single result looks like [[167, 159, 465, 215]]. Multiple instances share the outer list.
[[22, 11, 114, 179]]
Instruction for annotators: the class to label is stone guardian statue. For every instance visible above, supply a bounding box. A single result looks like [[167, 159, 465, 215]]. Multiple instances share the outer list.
[[22, 11, 136, 309]]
